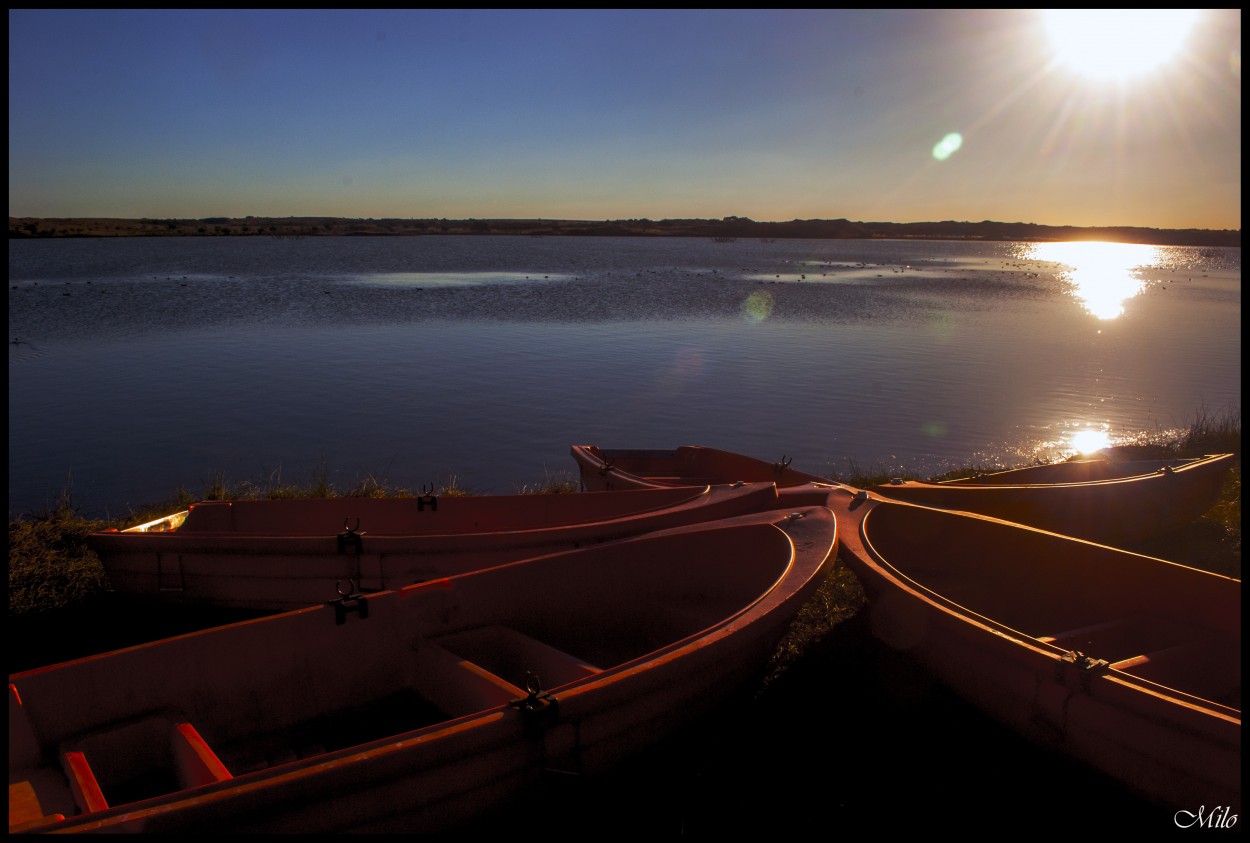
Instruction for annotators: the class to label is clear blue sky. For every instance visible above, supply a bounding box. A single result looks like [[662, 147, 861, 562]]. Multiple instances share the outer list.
[[7, 9, 1241, 229]]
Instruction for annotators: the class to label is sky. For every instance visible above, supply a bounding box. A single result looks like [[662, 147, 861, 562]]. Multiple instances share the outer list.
[[7, 9, 1242, 230]]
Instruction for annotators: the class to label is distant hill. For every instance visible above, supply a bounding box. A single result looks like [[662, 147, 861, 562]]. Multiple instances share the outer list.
[[7, 215, 1240, 247]]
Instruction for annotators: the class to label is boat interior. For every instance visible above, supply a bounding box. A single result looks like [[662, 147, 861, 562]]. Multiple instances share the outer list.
[[860, 503, 1241, 710], [945, 452, 1230, 485], [578, 445, 826, 488], [9, 523, 793, 831], [165, 486, 734, 536], [944, 454, 1224, 486]]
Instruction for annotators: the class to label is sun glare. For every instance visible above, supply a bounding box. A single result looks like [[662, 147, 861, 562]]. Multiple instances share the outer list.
[[1069, 428, 1112, 455], [1041, 9, 1201, 81], [1021, 241, 1158, 319]]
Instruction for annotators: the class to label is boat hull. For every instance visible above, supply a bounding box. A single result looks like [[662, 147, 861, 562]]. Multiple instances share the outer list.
[[827, 487, 1240, 813], [869, 453, 1235, 544], [12, 506, 836, 833], [86, 483, 781, 611], [572, 445, 1235, 544], [570, 445, 841, 507]]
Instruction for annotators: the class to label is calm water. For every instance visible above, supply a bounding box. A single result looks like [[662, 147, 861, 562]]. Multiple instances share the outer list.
[[8, 235, 1241, 519]]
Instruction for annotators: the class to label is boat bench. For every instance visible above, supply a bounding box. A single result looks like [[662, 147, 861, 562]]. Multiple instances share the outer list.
[[8, 778, 68, 832], [1040, 619, 1237, 703], [1107, 633, 1239, 705], [417, 626, 603, 717], [1035, 616, 1194, 659], [8, 711, 233, 829], [58, 715, 232, 815], [413, 639, 528, 717], [9, 684, 72, 829], [1037, 618, 1134, 649], [1110, 641, 1202, 672]]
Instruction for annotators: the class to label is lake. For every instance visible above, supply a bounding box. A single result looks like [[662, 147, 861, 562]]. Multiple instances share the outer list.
[[8, 235, 1241, 519]]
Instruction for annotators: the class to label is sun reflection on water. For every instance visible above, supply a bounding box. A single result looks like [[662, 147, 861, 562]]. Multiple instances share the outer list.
[[1011, 421, 1192, 466], [1017, 241, 1161, 319], [1067, 427, 1112, 455]]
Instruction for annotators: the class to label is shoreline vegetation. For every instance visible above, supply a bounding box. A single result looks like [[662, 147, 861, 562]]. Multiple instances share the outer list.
[[8, 215, 1241, 247]]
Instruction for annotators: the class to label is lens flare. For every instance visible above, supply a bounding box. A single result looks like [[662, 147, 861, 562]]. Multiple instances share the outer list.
[[931, 133, 963, 161], [741, 291, 774, 322]]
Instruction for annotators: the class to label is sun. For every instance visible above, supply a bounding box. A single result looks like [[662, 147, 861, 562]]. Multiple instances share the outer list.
[[1068, 428, 1112, 456], [1040, 9, 1202, 81]]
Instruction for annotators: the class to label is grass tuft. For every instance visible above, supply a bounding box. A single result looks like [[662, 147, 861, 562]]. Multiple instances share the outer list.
[[762, 562, 866, 688], [514, 468, 581, 495], [8, 499, 111, 615], [1177, 405, 1241, 456]]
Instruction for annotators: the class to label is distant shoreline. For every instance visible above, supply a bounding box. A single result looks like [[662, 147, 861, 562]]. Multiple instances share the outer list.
[[7, 215, 1240, 248]]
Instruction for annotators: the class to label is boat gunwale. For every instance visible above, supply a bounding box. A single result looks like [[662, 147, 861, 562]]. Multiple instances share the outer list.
[[852, 496, 1241, 721], [570, 444, 846, 491], [908, 452, 1236, 491], [97, 483, 783, 541]]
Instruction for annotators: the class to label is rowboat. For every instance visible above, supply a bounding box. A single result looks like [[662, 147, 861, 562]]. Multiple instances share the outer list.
[[571, 445, 1234, 543], [870, 453, 1236, 544], [10, 505, 837, 833], [85, 483, 781, 611], [570, 445, 843, 504], [826, 485, 1240, 813]]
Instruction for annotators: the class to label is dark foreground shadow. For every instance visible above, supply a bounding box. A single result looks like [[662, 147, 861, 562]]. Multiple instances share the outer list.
[[471, 611, 1190, 836]]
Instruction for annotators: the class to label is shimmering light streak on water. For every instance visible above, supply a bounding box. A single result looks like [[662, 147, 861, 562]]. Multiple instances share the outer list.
[[1016, 241, 1156, 319], [351, 272, 572, 288], [992, 420, 1193, 469], [655, 346, 708, 397]]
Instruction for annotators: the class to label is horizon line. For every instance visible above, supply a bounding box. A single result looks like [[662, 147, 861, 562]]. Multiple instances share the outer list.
[[6, 214, 1241, 233]]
